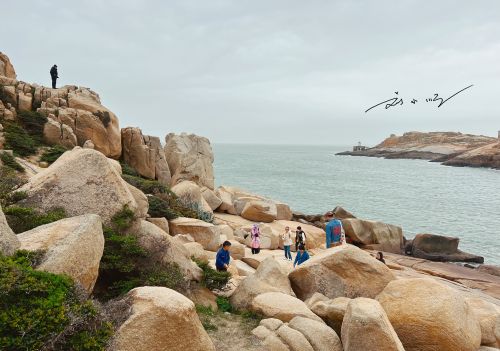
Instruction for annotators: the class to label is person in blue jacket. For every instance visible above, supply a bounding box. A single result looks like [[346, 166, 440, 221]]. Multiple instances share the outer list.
[[215, 241, 232, 271], [293, 244, 310, 268]]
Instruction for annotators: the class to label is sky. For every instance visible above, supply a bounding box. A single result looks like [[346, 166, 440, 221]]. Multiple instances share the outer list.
[[3, 0, 500, 145]]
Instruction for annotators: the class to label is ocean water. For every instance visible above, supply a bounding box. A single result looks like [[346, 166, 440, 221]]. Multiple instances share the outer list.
[[213, 144, 500, 265]]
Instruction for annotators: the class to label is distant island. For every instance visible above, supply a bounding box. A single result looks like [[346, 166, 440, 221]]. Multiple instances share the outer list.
[[337, 131, 500, 169]]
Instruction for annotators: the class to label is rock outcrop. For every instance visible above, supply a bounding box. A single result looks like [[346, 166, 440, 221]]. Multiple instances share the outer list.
[[169, 217, 222, 251], [251, 292, 323, 323], [409, 233, 484, 263], [17, 214, 104, 293], [289, 245, 395, 301], [377, 278, 482, 351], [171, 181, 212, 214], [110, 287, 215, 351], [0, 204, 20, 255], [342, 218, 403, 254], [19, 148, 147, 225], [164, 133, 215, 189], [310, 297, 350, 335], [230, 256, 294, 310], [341, 298, 405, 351], [0, 52, 16, 79], [443, 141, 500, 169]]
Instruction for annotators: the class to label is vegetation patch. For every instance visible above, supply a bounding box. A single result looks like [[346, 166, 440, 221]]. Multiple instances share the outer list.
[[193, 257, 231, 291], [94, 206, 188, 300], [0, 152, 24, 172], [40, 145, 67, 164], [3, 122, 38, 156], [17, 110, 48, 143], [0, 166, 27, 207], [4, 206, 66, 233], [0, 250, 112, 350]]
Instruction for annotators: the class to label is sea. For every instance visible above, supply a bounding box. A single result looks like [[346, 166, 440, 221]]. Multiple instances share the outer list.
[[213, 144, 500, 265]]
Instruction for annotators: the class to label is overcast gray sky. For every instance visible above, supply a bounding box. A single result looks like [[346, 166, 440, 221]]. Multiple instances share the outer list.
[[3, 0, 500, 145]]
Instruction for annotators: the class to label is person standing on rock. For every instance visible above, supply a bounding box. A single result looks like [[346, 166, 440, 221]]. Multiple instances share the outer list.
[[281, 226, 293, 260], [251, 224, 261, 255], [325, 211, 345, 248], [215, 241, 232, 272], [293, 244, 310, 268], [295, 226, 306, 251], [50, 64, 58, 89]]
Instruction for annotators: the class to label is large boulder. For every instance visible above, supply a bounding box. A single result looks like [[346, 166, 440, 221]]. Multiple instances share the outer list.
[[164, 133, 215, 189], [275, 202, 293, 221], [171, 181, 212, 214], [0, 204, 20, 255], [288, 245, 395, 301], [17, 214, 104, 293], [169, 217, 222, 251], [230, 256, 294, 310], [110, 287, 215, 351], [466, 297, 500, 348], [310, 297, 350, 335], [18, 148, 145, 225], [240, 200, 277, 223], [342, 218, 403, 253], [131, 219, 202, 281], [121, 127, 171, 185], [201, 187, 222, 211], [43, 116, 78, 148], [377, 278, 482, 351], [341, 298, 405, 351], [288, 316, 342, 351], [215, 186, 237, 214], [410, 233, 484, 263], [0, 52, 16, 79], [251, 292, 324, 323]]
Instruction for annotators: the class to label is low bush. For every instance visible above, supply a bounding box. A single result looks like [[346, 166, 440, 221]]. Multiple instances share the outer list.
[[121, 174, 170, 195], [0, 166, 26, 207], [17, 110, 48, 142], [40, 145, 67, 164], [0, 250, 112, 350], [4, 206, 66, 233], [193, 257, 231, 291], [0, 152, 24, 172], [216, 296, 233, 313], [94, 207, 188, 300], [3, 122, 38, 156], [119, 161, 139, 177]]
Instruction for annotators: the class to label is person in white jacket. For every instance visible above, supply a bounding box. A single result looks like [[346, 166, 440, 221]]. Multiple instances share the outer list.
[[282, 226, 293, 260]]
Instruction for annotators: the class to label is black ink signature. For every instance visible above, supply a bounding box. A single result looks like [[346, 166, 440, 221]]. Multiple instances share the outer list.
[[365, 85, 473, 113]]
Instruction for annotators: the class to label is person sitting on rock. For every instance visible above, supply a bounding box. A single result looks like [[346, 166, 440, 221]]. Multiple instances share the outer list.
[[293, 244, 310, 268], [295, 226, 306, 251], [251, 224, 261, 255], [215, 241, 232, 272], [376, 251, 386, 264], [50, 64, 58, 89], [324, 211, 345, 248]]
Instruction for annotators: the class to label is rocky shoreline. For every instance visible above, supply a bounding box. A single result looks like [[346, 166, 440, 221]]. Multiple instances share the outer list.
[[1, 52, 500, 350], [337, 131, 500, 169]]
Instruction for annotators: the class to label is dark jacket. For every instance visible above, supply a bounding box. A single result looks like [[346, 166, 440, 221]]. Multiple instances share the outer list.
[[50, 66, 58, 78], [215, 248, 230, 269], [294, 250, 310, 267]]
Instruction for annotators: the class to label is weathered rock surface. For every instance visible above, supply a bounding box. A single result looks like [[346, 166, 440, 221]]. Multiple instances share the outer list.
[[0, 52, 16, 79], [230, 256, 294, 310], [121, 127, 171, 185], [342, 218, 403, 253], [0, 204, 20, 255], [240, 200, 278, 223], [443, 141, 500, 169], [164, 133, 215, 189], [146, 217, 169, 234], [19, 148, 145, 225], [341, 297, 405, 351], [410, 233, 484, 263], [466, 297, 500, 347], [183, 242, 209, 262], [288, 316, 342, 351], [251, 292, 323, 323], [131, 219, 201, 281], [111, 287, 215, 351], [201, 186, 222, 211], [377, 278, 482, 351], [169, 217, 222, 251], [171, 181, 212, 213], [289, 245, 395, 300], [17, 214, 104, 293], [43, 117, 78, 148], [310, 297, 350, 335]]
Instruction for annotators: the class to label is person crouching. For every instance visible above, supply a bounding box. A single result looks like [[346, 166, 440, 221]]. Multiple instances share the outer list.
[[215, 241, 232, 272]]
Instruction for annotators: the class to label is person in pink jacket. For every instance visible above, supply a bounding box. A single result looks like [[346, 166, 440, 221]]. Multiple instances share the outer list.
[[251, 224, 261, 254]]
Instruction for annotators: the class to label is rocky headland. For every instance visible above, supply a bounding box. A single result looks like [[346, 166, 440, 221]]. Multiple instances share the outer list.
[[337, 131, 500, 169], [1, 51, 500, 351]]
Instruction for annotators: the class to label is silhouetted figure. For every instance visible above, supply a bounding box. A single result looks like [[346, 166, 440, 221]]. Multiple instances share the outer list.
[[50, 64, 58, 89]]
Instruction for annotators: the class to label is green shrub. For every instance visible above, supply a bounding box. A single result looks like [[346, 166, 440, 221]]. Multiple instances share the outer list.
[[95, 207, 188, 300], [121, 174, 170, 195], [0, 152, 24, 172], [40, 145, 67, 164], [119, 161, 139, 177], [216, 296, 233, 313], [193, 257, 231, 291], [0, 251, 112, 350], [0, 166, 26, 207], [3, 122, 38, 156], [147, 195, 181, 220], [4, 206, 66, 233], [17, 110, 47, 142]]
